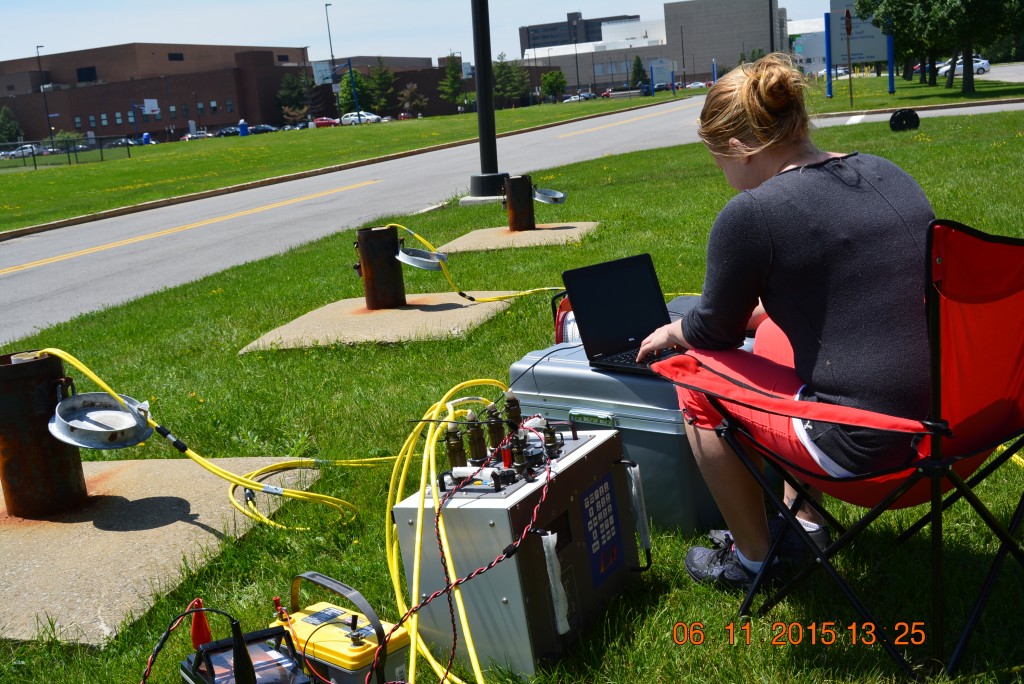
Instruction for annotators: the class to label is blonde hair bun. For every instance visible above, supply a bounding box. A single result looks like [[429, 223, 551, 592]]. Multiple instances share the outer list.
[[698, 52, 809, 156]]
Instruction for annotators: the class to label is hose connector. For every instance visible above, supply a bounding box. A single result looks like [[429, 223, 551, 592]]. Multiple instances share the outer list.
[[465, 411, 488, 466]]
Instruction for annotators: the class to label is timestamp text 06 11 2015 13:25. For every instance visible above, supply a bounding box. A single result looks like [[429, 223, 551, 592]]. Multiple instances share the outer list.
[[672, 621, 927, 647]]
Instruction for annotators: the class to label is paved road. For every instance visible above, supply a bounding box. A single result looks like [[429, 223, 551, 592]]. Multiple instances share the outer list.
[[0, 98, 707, 344], [2, 69, 1022, 344]]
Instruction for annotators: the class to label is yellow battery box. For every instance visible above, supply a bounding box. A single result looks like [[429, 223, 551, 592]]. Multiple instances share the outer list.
[[271, 572, 409, 684]]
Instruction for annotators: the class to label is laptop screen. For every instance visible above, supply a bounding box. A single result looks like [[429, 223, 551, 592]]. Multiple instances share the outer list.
[[562, 253, 672, 361]]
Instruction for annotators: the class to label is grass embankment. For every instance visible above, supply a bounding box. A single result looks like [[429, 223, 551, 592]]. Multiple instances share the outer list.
[[1, 75, 1022, 233], [2, 111, 1023, 683]]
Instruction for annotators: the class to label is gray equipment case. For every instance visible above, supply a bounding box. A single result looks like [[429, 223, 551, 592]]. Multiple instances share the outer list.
[[509, 343, 723, 532]]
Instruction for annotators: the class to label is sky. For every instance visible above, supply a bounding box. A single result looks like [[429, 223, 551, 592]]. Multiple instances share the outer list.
[[2, 1, 830, 66]]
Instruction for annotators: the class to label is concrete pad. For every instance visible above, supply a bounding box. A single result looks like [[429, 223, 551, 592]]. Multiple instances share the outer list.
[[438, 222, 598, 254], [457, 195, 504, 207], [0, 456, 314, 645], [240, 291, 515, 353]]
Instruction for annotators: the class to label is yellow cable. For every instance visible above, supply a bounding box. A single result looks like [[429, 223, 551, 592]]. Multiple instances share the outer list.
[[426, 407, 484, 683], [388, 223, 562, 303], [386, 379, 509, 683], [35, 348, 392, 531]]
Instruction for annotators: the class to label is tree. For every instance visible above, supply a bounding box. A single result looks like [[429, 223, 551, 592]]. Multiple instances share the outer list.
[[856, 0, 1019, 94], [630, 55, 648, 88], [438, 53, 464, 106], [337, 67, 374, 114], [276, 73, 309, 123], [397, 82, 428, 116], [281, 106, 308, 125], [492, 53, 529, 108], [0, 106, 22, 143], [541, 70, 567, 102], [366, 57, 397, 115]]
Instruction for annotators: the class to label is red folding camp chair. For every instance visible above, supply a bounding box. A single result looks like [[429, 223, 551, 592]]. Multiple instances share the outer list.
[[652, 219, 1024, 676]]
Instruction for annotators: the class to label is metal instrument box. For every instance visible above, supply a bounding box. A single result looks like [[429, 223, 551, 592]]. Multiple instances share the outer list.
[[393, 430, 642, 677]]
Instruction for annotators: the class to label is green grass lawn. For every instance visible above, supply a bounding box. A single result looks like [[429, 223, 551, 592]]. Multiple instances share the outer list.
[[2, 74, 1023, 233], [2, 110, 1023, 683]]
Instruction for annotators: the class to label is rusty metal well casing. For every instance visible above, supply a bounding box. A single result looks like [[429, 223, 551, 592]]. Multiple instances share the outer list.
[[356, 226, 407, 310], [504, 175, 536, 232], [0, 351, 88, 518]]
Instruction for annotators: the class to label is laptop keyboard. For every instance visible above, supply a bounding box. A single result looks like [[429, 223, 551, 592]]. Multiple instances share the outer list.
[[600, 348, 647, 365]]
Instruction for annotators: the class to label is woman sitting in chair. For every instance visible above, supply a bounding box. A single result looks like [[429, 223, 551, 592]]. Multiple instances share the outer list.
[[636, 53, 935, 590]]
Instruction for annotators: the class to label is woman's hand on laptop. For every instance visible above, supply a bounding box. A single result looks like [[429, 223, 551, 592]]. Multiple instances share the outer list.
[[637, 320, 690, 362]]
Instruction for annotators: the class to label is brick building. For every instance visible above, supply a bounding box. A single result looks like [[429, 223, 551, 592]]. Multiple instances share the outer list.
[[0, 43, 314, 141]]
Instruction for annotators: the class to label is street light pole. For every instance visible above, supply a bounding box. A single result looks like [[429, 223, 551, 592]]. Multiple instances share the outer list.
[[35, 45, 54, 145], [571, 20, 581, 93], [467, 0, 506, 197], [325, 3, 341, 116], [526, 30, 534, 105], [453, 51, 465, 112], [302, 46, 311, 122], [679, 26, 686, 84]]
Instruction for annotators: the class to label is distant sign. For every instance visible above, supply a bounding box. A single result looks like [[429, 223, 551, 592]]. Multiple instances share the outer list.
[[143, 98, 160, 115], [828, 0, 886, 63], [649, 58, 673, 85]]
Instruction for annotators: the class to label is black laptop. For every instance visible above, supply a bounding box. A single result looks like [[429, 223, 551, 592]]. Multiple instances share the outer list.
[[561, 253, 683, 375]]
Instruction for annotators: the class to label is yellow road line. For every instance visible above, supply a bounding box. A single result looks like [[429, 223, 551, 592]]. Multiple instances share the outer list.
[[557, 101, 703, 138], [0, 180, 381, 277]]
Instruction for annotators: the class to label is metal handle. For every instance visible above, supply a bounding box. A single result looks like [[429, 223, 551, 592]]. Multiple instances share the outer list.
[[621, 459, 652, 571], [289, 571, 388, 684], [537, 531, 571, 634]]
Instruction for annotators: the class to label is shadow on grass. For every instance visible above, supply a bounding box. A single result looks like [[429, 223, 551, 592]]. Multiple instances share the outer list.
[[895, 85, 1024, 103], [758, 522, 1024, 681]]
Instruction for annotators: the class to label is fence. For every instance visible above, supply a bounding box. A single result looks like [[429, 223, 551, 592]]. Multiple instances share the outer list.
[[0, 135, 142, 170]]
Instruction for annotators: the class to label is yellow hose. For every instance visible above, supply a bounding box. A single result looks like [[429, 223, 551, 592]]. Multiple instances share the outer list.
[[35, 348, 393, 531], [385, 378, 510, 684]]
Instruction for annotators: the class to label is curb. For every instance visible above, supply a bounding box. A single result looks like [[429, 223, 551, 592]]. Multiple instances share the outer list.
[[0, 96, 1012, 243], [813, 96, 1024, 119]]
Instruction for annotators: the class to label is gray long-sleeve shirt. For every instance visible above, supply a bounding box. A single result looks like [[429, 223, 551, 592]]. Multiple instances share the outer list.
[[683, 153, 935, 472]]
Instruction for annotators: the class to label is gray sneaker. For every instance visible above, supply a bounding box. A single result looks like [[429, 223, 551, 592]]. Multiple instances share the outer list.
[[684, 544, 778, 592], [707, 515, 831, 558]]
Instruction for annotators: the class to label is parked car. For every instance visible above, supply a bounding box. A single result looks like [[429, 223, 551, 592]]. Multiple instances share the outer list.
[[104, 137, 135, 148], [686, 81, 707, 89], [249, 124, 278, 134], [579, 91, 597, 100], [181, 131, 214, 140], [938, 57, 990, 77], [9, 144, 49, 158], [215, 126, 239, 137], [653, 82, 670, 92], [817, 66, 849, 77], [313, 117, 339, 127], [918, 55, 984, 74], [562, 95, 582, 102], [340, 111, 381, 125]]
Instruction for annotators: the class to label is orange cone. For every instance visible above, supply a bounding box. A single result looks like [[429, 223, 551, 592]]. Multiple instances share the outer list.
[[190, 598, 213, 648]]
